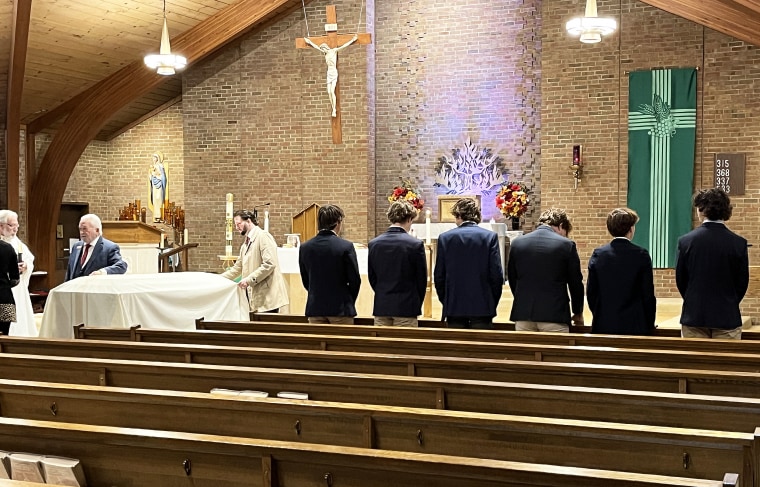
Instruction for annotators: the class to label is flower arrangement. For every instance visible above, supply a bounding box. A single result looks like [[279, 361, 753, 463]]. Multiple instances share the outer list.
[[388, 179, 424, 210], [495, 182, 530, 218]]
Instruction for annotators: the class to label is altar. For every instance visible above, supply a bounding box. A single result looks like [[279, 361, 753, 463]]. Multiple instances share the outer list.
[[277, 247, 375, 316], [39, 272, 248, 338]]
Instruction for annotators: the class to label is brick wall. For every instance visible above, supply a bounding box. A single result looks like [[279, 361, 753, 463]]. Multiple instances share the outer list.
[[543, 0, 760, 319], [374, 0, 542, 230], [181, 0, 370, 271]]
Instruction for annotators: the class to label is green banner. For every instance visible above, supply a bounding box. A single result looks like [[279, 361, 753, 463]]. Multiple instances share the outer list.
[[628, 68, 697, 268]]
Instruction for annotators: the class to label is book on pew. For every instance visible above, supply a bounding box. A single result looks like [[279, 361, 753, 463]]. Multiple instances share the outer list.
[[9, 452, 45, 482], [41, 456, 87, 486], [238, 390, 269, 398], [277, 391, 309, 400], [0, 450, 10, 479], [209, 388, 241, 396]]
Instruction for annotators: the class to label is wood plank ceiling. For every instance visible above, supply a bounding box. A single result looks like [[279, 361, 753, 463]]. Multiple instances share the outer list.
[[1, 0, 760, 143], [1, 0, 302, 141]]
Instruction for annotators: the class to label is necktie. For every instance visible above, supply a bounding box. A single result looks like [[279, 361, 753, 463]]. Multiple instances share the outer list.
[[80, 244, 91, 266], [244, 237, 251, 254]]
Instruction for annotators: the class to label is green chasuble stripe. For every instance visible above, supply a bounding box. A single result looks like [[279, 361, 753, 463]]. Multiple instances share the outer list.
[[627, 68, 697, 268]]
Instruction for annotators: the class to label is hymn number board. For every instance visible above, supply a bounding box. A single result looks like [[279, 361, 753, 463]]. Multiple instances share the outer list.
[[714, 153, 746, 196]]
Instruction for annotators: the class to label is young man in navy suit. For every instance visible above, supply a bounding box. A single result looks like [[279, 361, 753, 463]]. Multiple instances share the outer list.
[[587, 208, 656, 335], [368, 201, 427, 326], [65, 214, 128, 281], [508, 208, 584, 332], [434, 198, 503, 328], [676, 188, 749, 339], [298, 205, 361, 324]]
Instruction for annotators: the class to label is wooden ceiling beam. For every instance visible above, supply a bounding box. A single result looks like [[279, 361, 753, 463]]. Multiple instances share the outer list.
[[5, 0, 32, 212], [638, 0, 760, 46], [28, 0, 305, 287]]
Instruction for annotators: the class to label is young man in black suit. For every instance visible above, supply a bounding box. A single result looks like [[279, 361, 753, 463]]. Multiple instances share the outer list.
[[433, 198, 503, 329], [587, 208, 656, 335], [298, 204, 361, 324], [368, 201, 427, 327], [508, 208, 584, 332], [675, 188, 749, 339]]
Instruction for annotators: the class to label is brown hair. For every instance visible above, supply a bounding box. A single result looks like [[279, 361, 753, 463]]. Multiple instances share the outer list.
[[387, 201, 418, 224], [538, 208, 573, 234], [450, 198, 482, 223], [606, 207, 639, 237]]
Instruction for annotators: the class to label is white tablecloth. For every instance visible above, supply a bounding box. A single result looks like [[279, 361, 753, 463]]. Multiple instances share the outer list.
[[39, 272, 249, 338], [277, 247, 369, 274]]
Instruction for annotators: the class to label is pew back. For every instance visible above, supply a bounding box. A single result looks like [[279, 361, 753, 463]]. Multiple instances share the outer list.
[[72, 326, 760, 373], [0, 417, 737, 487], [3, 353, 760, 432], [7, 337, 760, 397], [206, 318, 760, 352], [0, 379, 752, 483]]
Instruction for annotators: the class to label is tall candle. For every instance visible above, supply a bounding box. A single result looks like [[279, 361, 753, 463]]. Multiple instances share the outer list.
[[264, 210, 270, 233], [160, 233, 166, 248], [425, 209, 432, 245], [183, 228, 189, 245], [225, 193, 234, 219]]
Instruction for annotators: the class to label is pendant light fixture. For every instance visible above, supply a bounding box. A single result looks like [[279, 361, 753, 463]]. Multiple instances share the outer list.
[[144, 0, 187, 75], [566, 0, 617, 44]]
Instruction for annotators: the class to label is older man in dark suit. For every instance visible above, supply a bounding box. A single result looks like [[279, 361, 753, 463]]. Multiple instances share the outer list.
[[65, 214, 128, 281], [368, 201, 427, 327], [587, 208, 656, 335], [508, 208, 584, 332], [676, 188, 749, 339], [298, 204, 361, 324], [434, 198, 503, 329]]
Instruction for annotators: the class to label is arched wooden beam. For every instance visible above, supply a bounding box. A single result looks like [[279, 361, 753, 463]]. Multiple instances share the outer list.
[[6, 0, 33, 212], [28, 0, 303, 287]]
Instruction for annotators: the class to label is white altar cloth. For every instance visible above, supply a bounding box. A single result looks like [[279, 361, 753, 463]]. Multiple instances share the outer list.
[[39, 272, 248, 338]]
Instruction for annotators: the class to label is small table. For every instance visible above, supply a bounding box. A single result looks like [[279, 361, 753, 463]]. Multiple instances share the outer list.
[[218, 255, 237, 270]]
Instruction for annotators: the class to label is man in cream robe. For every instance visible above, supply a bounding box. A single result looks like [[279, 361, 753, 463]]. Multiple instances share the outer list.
[[222, 209, 289, 313], [0, 210, 37, 337]]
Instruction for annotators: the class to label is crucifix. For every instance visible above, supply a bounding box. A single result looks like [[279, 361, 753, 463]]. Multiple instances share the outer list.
[[296, 5, 372, 144]]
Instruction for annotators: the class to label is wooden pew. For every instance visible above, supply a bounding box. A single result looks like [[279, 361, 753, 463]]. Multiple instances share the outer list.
[[205, 318, 760, 351], [0, 417, 738, 487], [0, 378, 750, 485], [248, 313, 740, 338], [9, 336, 760, 397], [7, 351, 760, 424], [71, 325, 760, 373]]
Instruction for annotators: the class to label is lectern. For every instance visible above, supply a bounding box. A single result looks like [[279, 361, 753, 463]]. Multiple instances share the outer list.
[[102, 221, 163, 274], [292, 203, 321, 243]]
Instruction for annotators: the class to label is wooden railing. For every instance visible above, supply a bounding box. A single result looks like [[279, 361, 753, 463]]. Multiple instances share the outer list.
[[158, 243, 199, 272]]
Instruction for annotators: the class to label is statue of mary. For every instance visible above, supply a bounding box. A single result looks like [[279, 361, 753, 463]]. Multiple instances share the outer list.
[[149, 152, 168, 222]]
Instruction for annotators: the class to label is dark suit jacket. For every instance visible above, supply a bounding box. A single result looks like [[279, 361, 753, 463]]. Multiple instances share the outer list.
[[0, 240, 20, 307], [675, 221, 749, 329], [507, 225, 584, 325], [587, 238, 656, 335], [65, 237, 128, 281], [298, 230, 361, 317], [433, 222, 503, 318], [368, 226, 427, 317]]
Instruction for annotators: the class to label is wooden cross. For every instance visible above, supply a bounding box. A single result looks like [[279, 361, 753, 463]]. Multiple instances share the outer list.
[[296, 5, 372, 144]]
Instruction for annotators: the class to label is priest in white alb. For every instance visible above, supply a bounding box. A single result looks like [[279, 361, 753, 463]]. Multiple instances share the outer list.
[[0, 210, 37, 337]]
